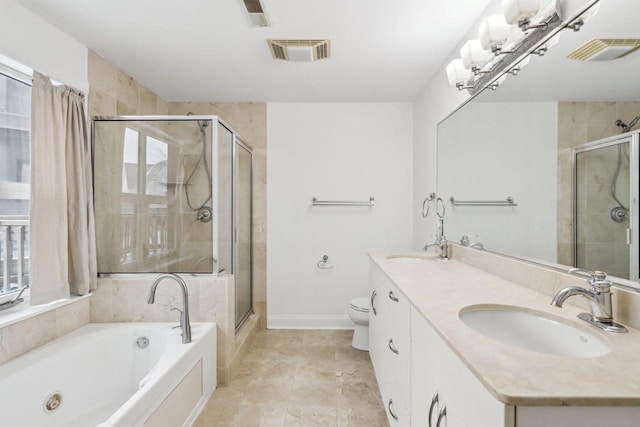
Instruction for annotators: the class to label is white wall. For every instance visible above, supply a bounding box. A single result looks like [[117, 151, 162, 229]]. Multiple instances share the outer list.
[[267, 103, 413, 328], [438, 102, 558, 260], [0, 0, 87, 91]]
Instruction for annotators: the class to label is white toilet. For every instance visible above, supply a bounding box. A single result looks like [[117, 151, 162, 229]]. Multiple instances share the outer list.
[[348, 297, 370, 351]]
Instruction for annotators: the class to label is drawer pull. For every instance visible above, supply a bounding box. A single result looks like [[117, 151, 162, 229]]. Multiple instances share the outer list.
[[370, 289, 377, 316], [428, 392, 439, 427], [436, 406, 447, 427], [388, 291, 399, 302], [388, 338, 399, 355], [388, 398, 399, 421]]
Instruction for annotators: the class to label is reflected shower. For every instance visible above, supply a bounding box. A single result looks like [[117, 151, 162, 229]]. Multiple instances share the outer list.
[[610, 116, 639, 222]]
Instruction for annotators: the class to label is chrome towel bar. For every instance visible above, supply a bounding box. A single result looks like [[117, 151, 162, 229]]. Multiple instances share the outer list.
[[311, 196, 374, 207], [449, 196, 517, 207]]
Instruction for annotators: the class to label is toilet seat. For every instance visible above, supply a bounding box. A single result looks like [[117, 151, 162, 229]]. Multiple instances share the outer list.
[[350, 297, 369, 313]]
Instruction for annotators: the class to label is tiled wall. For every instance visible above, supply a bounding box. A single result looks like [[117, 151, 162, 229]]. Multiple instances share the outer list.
[[557, 101, 640, 271], [0, 297, 90, 365]]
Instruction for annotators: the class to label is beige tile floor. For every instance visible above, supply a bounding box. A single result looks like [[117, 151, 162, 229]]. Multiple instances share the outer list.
[[194, 330, 390, 427]]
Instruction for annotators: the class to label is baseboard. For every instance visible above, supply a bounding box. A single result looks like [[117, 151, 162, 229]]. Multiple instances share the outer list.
[[267, 314, 355, 330]]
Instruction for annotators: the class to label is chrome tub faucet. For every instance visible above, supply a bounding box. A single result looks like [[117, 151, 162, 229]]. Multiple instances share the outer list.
[[551, 268, 627, 333], [147, 273, 192, 343]]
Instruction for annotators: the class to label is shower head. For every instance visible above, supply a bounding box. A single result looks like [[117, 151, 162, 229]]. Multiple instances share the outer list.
[[616, 116, 640, 133], [186, 112, 209, 132]]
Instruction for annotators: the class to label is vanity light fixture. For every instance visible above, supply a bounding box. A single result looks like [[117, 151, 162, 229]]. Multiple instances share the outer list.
[[479, 15, 513, 55], [460, 40, 493, 75], [445, 59, 473, 90]]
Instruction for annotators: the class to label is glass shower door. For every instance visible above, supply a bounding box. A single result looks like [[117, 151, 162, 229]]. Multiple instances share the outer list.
[[574, 135, 638, 279], [235, 140, 253, 330]]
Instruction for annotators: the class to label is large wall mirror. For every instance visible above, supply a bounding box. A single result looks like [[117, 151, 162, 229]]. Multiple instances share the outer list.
[[437, 0, 640, 282]]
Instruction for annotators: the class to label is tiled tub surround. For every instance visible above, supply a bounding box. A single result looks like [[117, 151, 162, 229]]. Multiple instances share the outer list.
[[88, 50, 268, 328], [371, 246, 640, 406], [91, 274, 237, 383], [0, 295, 90, 365]]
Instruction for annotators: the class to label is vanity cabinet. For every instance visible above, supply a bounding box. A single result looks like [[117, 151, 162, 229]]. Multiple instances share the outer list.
[[370, 263, 411, 426], [410, 309, 513, 427]]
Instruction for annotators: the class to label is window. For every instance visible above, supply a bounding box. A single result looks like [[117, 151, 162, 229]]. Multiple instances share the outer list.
[[0, 71, 31, 295]]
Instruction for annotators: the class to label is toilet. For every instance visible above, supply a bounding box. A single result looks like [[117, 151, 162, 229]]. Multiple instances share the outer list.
[[348, 297, 370, 351]]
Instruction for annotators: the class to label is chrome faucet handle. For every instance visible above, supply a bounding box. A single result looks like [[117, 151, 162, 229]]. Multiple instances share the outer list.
[[568, 268, 612, 290], [460, 234, 479, 246]]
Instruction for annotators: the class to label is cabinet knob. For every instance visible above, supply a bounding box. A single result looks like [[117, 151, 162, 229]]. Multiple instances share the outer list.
[[388, 291, 399, 302], [370, 289, 377, 316], [428, 392, 439, 427], [387, 398, 399, 421], [436, 406, 447, 427]]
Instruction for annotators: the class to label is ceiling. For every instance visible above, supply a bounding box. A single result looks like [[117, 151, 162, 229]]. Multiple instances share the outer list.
[[14, 0, 492, 102]]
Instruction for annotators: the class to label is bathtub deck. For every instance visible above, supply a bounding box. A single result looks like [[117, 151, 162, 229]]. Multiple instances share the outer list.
[[193, 329, 388, 426]]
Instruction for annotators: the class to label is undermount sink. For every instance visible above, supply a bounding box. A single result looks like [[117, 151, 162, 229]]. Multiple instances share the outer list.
[[386, 255, 435, 263], [459, 304, 610, 358]]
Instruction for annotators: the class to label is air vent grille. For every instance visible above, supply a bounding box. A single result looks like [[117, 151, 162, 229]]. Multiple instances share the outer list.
[[267, 39, 332, 61], [567, 38, 640, 61]]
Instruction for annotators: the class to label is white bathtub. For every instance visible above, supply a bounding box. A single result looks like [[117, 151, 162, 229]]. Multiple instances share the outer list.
[[0, 322, 217, 427]]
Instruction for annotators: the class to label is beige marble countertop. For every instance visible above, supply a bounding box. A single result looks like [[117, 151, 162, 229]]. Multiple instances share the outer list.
[[370, 252, 640, 407]]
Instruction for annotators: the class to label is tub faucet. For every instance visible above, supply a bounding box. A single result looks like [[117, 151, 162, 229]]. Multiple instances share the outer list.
[[147, 273, 192, 343], [551, 268, 627, 333]]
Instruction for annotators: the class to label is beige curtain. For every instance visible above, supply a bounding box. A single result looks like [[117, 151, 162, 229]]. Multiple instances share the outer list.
[[30, 71, 97, 305]]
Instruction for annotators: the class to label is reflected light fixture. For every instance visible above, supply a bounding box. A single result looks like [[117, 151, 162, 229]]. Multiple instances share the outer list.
[[479, 15, 513, 55], [502, 0, 547, 31], [567, 2, 600, 31]]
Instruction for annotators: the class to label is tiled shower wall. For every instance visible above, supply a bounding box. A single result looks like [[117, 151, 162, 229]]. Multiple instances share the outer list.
[[557, 101, 640, 274], [87, 50, 267, 381]]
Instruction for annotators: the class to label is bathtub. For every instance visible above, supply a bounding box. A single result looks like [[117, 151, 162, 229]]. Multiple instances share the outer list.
[[0, 322, 217, 427]]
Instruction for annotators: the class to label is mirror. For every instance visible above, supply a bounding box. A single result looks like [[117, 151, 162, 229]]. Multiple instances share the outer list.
[[437, 0, 640, 281]]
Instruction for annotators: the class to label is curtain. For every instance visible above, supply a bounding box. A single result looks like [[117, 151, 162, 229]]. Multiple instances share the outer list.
[[29, 71, 97, 305]]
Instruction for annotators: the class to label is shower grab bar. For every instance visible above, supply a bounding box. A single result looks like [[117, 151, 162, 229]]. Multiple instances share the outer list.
[[311, 197, 375, 207], [449, 196, 517, 207]]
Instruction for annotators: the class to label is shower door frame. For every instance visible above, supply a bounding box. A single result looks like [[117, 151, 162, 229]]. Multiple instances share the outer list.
[[232, 136, 254, 332], [572, 131, 640, 280]]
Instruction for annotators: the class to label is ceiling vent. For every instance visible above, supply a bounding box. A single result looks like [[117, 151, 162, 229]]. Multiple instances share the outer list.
[[567, 38, 640, 61], [242, 0, 270, 27], [267, 39, 331, 62]]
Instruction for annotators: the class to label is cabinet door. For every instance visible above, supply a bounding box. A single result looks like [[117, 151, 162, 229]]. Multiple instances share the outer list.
[[411, 307, 513, 427], [410, 309, 440, 427]]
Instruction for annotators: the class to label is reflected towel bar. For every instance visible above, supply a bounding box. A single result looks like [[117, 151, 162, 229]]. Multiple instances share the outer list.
[[311, 197, 375, 207], [449, 196, 517, 207]]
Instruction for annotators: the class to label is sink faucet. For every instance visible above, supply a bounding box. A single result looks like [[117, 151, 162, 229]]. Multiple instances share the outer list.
[[460, 234, 484, 250], [147, 273, 192, 343], [551, 268, 627, 333]]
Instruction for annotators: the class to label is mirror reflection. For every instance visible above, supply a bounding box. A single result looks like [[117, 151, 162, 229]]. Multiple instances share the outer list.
[[437, 0, 640, 281]]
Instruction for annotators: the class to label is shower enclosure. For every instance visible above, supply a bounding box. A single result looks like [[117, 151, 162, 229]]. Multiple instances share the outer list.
[[92, 116, 253, 330], [573, 131, 639, 280]]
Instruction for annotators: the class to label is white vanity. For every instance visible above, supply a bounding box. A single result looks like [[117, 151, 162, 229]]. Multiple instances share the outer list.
[[369, 248, 640, 427]]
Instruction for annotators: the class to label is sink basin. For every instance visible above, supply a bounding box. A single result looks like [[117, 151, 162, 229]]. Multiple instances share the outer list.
[[386, 255, 435, 263], [459, 305, 610, 358]]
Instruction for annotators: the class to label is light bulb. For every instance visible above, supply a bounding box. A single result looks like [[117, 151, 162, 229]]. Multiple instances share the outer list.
[[479, 15, 512, 51]]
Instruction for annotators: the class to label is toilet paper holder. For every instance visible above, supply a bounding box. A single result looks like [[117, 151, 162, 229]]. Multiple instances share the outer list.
[[317, 255, 334, 269]]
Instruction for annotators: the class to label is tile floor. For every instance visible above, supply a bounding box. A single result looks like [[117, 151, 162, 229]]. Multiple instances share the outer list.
[[194, 329, 390, 427]]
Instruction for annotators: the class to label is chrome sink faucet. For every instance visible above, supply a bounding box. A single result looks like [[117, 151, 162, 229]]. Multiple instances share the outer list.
[[147, 273, 192, 343], [460, 234, 484, 250], [551, 268, 627, 333], [424, 197, 449, 260]]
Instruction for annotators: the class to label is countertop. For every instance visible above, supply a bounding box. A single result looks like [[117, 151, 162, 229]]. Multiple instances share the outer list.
[[369, 251, 640, 406]]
